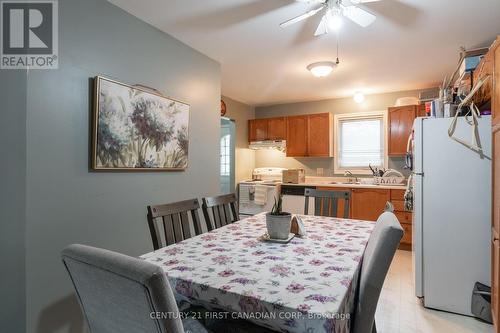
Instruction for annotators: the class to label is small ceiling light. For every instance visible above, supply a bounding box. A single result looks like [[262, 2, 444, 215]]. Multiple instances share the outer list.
[[326, 8, 342, 32], [353, 92, 365, 104], [307, 61, 336, 78]]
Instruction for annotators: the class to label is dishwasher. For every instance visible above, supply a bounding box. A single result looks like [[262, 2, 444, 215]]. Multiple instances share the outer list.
[[281, 185, 314, 215]]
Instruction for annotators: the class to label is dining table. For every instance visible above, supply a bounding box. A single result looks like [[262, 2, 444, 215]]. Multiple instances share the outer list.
[[141, 213, 375, 333]]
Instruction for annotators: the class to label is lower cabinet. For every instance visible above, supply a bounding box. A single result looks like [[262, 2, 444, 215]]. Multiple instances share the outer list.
[[391, 189, 413, 250], [351, 188, 390, 221]]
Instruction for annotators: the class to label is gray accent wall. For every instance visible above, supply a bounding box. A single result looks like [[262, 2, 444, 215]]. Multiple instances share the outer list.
[[22, 0, 221, 332], [0, 71, 27, 333], [255, 90, 430, 177]]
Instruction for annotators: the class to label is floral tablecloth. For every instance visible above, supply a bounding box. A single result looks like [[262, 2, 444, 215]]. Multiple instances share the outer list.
[[141, 214, 375, 333]]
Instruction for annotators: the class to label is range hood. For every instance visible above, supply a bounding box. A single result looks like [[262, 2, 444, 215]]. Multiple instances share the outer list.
[[249, 140, 286, 152]]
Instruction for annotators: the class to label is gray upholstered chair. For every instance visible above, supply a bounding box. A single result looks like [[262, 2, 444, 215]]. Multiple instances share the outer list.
[[61, 244, 208, 333], [352, 212, 404, 333]]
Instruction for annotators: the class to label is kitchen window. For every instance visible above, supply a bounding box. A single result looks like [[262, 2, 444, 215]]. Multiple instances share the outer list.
[[220, 134, 230, 176], [334, 111, 388, 174]]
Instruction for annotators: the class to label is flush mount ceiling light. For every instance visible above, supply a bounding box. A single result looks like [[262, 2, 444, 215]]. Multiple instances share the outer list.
[[353, 91, 365, 103], [307, 61, 336, 77]]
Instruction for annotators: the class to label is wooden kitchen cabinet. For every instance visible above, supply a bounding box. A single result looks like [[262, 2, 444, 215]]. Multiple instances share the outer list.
[[351, 188, 390, 221], [286, 115, 309, 157], [489, 36, 500, 333], [494, 38, 500, 127], [391, 189, 412, 250], [248, 117, 286, 142], [267, 117, 286, 140], [307, 113, 333, 157], [248, 119, 268, 141], [388, 105, 419, 156], [286, 113, 333, 157], [494, 118, 500, 331], [493, 238, 500, 330]]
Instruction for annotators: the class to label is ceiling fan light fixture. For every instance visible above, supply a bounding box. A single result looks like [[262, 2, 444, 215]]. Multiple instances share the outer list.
[[326, 9, 342, 31], [307, 61, 336, 77]]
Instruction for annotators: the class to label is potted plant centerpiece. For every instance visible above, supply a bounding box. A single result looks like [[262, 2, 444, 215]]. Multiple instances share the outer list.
[[266, 194, 292, 240]]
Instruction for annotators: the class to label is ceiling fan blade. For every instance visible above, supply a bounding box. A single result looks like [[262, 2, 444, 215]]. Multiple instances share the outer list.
[[347, 0, 381, 4], [343, 6, 376, 27], [314, 15, 328, 36], [280, 5, 326, 28], [294, 0, 326, 3]]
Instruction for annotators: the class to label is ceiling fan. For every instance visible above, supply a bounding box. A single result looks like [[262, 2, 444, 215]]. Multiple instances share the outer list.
[[280, 0, 381, 36]]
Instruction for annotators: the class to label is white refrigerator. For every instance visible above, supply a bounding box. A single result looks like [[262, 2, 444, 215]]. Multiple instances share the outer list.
[[413, 116, 492, 316]]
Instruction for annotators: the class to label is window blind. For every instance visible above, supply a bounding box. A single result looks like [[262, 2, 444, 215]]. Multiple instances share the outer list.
[[338, 118, 384, 168]]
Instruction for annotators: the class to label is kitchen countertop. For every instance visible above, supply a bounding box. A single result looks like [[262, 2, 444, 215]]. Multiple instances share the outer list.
[[279, 176, 408, 190], [279, 182, 407, 190]]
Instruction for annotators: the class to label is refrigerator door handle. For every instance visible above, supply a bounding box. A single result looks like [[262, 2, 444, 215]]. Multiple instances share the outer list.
[[413, 172, 424, 176]]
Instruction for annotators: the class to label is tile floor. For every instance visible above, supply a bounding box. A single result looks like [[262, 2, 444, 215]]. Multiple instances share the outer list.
[[375, 250, 493, 333]]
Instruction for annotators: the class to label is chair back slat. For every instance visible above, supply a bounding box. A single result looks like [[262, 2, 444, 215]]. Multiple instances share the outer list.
[[222, 204, 231, 226], [162, 216, 176, 246], [332, 197, 339, 217], [213, 205, 222, 228], [305, 188, 351, 218], [322, 197, 330, 217], [147, 215, 161, 250], [202, 193, 239, 231], [180, 211, 192, 240], [191, 209, 203, 235], [147, 198, 202, 250], [171, 214, 183, 243]]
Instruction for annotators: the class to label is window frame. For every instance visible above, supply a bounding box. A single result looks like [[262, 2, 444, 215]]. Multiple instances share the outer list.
[[333, 110, 388, 175], [220, 134, 231, 177]]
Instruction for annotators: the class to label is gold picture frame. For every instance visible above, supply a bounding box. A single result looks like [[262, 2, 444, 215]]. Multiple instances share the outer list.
[[91, 76, 190, 171]]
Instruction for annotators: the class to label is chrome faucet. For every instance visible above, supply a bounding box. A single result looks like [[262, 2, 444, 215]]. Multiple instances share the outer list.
[[344, 170, 358, 184]]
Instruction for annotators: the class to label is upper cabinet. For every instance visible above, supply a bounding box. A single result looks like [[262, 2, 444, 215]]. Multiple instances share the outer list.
[[267, 117, 287, 140], [286, 115, 309, 157], [286, 113, 333, 157], [388, 105, 419, 156], [494, 38, 500, 125], [248, 117, 286, 142], [248, 113, 333, 157], [307, 113, 333, 157]]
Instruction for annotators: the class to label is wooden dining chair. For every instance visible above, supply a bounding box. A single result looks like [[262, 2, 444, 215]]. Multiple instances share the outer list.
[[61, 244, 209, 333], [352, 212, 404, 333], [147, 198, 203, 250], [304, 188, 351, 218], [202, 193, 239, 231]]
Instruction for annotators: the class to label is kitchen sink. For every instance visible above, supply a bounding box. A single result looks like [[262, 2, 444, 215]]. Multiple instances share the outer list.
[[328, 181, 379, 186]]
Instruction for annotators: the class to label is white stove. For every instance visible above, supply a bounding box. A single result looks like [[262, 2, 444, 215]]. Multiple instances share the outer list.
[[238, 168, 286, 217]]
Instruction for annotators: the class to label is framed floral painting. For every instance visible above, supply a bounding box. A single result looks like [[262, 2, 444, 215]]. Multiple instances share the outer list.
[[92, 76, 190, 171]]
